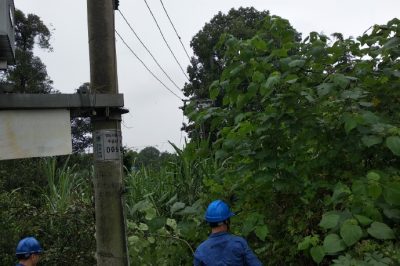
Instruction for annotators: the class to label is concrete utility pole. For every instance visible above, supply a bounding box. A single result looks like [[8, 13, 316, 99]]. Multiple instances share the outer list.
[[87, 0, 129, 265]]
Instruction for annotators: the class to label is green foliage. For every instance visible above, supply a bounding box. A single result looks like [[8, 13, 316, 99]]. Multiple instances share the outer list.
[[367, 222, 396, 240], [184, 14, 400, 265], [340, 223, 363, 247], [6, 9, 54, 93], [323, 234, 347, 254], [310, 245, 325, 264], [1, 7, 400, 266], [0, 156, 95, 265], [0, 157, 45, 192], [123, 142, 215, 264], [135, 146, 161, 168], [183, 7, 300, 140], [14, 9, 52, 51]]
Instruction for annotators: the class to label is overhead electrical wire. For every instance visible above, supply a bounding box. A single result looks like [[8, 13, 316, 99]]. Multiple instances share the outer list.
[[115, 30, 183, 100], [117, 9, 182, 93], [159, 0, 191, 62], [142, 0, 190, 81]]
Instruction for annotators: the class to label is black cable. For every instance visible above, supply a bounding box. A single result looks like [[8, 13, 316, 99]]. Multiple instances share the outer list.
[[159, 0, 191, 62], [142, 0, 190, 81], [115, 30, 183, 100], [117, 9, 182, 92]]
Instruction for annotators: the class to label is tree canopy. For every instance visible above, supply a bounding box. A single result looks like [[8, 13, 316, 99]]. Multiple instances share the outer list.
[[183, 7, 300, 139], [6, 10, 54, 93]]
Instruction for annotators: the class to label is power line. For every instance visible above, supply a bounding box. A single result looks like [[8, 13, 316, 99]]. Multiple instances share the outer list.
[[115, 30, 183, 100], [159, 0, 191, 62], [142, 0, 190, 81], [117, 9, 182, 93]]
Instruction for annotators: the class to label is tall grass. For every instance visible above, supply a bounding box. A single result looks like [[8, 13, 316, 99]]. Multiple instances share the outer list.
[[41, 157, 92, 213], [124, 142, 217, 218]]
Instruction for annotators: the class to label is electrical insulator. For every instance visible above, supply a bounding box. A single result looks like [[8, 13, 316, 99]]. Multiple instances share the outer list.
[[113, 0, 119, 10]]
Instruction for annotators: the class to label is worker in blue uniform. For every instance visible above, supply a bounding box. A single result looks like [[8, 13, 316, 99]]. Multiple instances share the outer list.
[[194, 200, 263, 266], [15, 236, 43, 266]]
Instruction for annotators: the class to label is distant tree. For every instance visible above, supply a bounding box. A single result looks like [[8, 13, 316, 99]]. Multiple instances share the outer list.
[[159, 151, 177, 165], [6, 9, 54, 93], [184, 8, 270, 100], [123, 147, 138, 173], [71, 116, 92, 153], [136, 146, 161, 168], [124, 147, 177, 172]]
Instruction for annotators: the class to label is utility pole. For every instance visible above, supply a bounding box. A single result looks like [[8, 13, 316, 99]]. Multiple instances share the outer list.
[[87, 0, 129, 265]]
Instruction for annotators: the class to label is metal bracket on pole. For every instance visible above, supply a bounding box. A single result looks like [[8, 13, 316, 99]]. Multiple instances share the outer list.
[[0, 93, 129, 117]]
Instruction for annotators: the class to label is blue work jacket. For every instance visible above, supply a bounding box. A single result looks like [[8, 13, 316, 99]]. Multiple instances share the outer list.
[[194, 232, 263, 266]]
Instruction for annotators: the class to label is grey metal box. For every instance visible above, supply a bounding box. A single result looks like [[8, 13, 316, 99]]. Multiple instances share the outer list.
[[0, 0, 15, 66]]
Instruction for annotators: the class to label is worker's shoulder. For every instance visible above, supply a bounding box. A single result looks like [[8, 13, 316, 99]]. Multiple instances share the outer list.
[[228, 234, 249, 246]]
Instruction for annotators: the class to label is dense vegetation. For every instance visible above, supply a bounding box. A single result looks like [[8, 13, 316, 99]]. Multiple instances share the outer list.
[[127, 14, 400, 265], [1, 7, 399, 266]]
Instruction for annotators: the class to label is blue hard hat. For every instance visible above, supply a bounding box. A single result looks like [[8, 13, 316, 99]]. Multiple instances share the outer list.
[[16, 237, 43, 258], [205, 200, 235, 223]]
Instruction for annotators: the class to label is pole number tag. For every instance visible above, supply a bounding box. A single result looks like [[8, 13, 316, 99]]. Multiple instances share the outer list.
[[93, 130, 122, 160]]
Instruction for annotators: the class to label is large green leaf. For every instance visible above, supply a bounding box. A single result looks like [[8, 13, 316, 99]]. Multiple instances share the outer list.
[[352, 181, 367, 196], [138, 223, 149, 231], [385, 136, 400, 156], [331, 183, 351, 202], [317, 83, 334, 97], [383, 182, 400, 206], [382, 37, 400, 50], [367, 222, 395, 240], [255, 225, 269, 241], [323, 234, 347, 254], [340, 223, 362, 246], [310, 246, 325, 264], [288, 59, 305, 68], [383, 208, 400, 220], [229, 63, 246, 76], [367, 171, 380, 181], [284, 74, 298, 84], [362, 135, 382, 147], [361, 111, 380, 124], [341, 89, 362, 100], [298, 236, 311, 250], [252, 71, 265, 83], [166, 218, 177, 231], [209, 81, 220, 100], [367, 182, 382, 200], [251, 36, 267, 51], [319, 213, 340, 229], [343, 113, 358, 134], [170, 202, 186, 214], [332, 74, 350, 89], [145, 207, 157, 220], [354, 215, 372, 226], [262, 73, 280, 94]]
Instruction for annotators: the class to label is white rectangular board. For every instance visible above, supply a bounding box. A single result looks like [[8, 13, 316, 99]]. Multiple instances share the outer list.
[[0, 109, 72, 160]]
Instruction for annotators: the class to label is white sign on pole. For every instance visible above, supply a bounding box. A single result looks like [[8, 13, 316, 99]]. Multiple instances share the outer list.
[[0, 109, 72, 160], [93, 130, 122, 161]]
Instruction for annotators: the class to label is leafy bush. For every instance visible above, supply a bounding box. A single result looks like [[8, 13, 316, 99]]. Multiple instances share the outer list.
[[184, 17, 400, 264], [0, 157, 95, 265], [124, 143, 214, 264]]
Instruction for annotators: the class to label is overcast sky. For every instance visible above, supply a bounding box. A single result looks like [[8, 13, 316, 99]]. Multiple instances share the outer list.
[[14, 0, 400, 152]]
